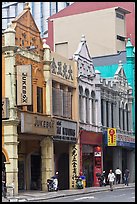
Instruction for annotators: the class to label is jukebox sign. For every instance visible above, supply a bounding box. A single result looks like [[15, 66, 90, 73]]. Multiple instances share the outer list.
[[107, 128, 116, 146]]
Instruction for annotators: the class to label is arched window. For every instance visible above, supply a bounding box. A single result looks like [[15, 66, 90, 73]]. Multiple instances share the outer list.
[[85, 89, 90, 123], [106, 101, 109, 127], [91, 91, 95, 124], [79, 86, 83, 122]]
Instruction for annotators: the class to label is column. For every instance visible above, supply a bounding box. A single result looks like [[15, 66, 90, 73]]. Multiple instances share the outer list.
[[40, 137, 54, 191], [95, 99, 98, 130], [4, 26, 19, 196], [43, 41, 52, 115], [128, 101, 133, 132], [113, 148, 122, 183], [4, 121, 19, 196], [127, 150, 135, 183], [103, 100, 106, 127]]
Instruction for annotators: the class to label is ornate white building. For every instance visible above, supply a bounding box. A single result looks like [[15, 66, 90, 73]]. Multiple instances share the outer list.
[[73, 35, 135, 186]]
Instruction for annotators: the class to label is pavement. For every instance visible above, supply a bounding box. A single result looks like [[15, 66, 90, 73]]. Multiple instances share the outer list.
[[2, 183, 135, 202]]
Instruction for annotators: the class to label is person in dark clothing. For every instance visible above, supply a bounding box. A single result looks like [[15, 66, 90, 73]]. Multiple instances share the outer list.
[[124, 168, 130, 186], [2, 170, 6, 198]]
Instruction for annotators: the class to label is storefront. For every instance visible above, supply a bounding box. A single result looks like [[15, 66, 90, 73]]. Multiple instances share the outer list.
[[79, 130, 103, 187], [103, 130, 135, 183], [18, 111, 56, 191], [53, 118, 78, 190]]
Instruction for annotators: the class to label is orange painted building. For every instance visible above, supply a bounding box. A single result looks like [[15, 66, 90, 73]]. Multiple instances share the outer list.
[[2, 3, 79, 195]]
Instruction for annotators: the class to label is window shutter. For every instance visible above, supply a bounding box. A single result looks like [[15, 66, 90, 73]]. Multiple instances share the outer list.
[[52, 88, 63, 116]]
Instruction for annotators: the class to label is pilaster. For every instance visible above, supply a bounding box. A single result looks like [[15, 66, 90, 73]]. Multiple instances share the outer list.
[[40, 137, 54, 191]]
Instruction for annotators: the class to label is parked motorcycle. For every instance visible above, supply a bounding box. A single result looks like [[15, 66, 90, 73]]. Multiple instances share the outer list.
[[47, 177, 58, 192], [76, 177, 83, 189], [96, 172, 106, 187]]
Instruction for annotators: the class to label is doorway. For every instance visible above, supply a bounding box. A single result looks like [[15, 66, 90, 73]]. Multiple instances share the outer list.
[[82, 153, 94, 187], [30, 154, 41, 190], [58, 153, 69, 190]]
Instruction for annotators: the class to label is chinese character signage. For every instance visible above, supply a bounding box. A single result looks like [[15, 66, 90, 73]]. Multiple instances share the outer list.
[[107, 128, 117, 146], [17, 65, 32, 105]]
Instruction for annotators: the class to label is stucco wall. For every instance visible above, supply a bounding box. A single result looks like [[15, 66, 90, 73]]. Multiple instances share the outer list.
[[53, 7, 123, 58]]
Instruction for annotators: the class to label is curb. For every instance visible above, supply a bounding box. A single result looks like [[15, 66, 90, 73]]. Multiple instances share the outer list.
[[7, 184, 135, 202]]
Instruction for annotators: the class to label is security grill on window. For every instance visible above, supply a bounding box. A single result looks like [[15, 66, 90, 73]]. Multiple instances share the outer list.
[[52, 87, 72, 118]]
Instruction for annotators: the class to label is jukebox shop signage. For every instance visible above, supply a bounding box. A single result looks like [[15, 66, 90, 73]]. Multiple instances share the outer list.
[[21, 112, 56, 135], [53, 119, 77, 142], [17, 65, 32, 106]]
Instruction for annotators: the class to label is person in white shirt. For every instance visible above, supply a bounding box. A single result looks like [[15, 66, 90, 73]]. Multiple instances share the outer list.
[[107, 169, 115, 191], [115, 167, 122, 184]]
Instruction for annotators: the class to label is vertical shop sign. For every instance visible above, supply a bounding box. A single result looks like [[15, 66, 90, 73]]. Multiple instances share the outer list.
[[107, 128, 117, 146], [71, 144, 78, 188], [17, 65, 32, 105]]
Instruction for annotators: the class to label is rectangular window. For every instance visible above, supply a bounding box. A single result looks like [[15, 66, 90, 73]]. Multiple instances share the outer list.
[[37, 87, 43, 113], [111, 103, 114, 128], [117, 35, 125, 41], [116, 12, 124, 20], [52, 87, 63, 116]]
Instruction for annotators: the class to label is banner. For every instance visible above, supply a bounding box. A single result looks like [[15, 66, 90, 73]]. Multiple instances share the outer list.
[[17, 65, 32, 105], [107, 128, 116, 146]]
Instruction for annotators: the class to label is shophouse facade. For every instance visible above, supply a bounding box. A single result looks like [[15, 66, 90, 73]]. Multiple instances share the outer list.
[[73, 35, 103, 187], [92, 38, 135, 135], [73, 36, 135, 186], [46, 2, 135, 58], [2, 4, 79, 196]]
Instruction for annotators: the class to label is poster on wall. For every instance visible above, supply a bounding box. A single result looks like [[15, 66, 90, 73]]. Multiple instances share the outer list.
[[17, 65, 32, 106]]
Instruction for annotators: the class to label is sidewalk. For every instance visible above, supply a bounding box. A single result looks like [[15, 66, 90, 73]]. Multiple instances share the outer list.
[[2, 183, 135, 202]]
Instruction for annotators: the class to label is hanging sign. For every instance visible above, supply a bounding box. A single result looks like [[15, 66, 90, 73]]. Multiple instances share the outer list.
[[107, 128, 117, 146]]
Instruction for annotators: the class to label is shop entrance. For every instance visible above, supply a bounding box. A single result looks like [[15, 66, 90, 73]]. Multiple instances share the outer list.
[[31, 154, 41, 190], [58, 153, 69, 190], [82, 153, 94, 187]]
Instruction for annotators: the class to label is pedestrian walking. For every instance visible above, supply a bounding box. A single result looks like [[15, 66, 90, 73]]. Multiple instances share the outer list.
[[115, 167, 122, 184], [107, 169, 115, 191], [124, 168, 130, 186]]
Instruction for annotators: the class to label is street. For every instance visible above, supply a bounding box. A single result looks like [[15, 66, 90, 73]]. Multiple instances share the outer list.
[[42, 188, 135, 202]]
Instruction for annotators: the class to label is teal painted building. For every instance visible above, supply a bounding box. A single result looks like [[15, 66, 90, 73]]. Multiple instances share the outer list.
[[93, 38, 135, 135]]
